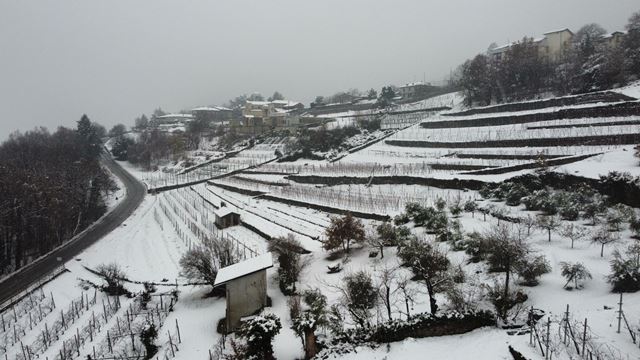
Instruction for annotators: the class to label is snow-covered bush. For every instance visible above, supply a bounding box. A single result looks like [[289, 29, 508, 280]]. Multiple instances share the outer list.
[[516, 255, 551, 286], [608, 244, 640, 292], [323, 213, 365, 254], [560, 262, 592, 290], [393, 212, 410, 225], [582, 193, 608, 225], [505, 183, 528, 206], [437, 219, 464, 247], [448, 202, 463, 217], [462, 231, 488, 263], [341, 271, 377, 328], [269, 234, 307, 295], [605, 208, 626, 231], [95, 262, 128, 296], [463, 199, 478, 218], [235, 313, 282, 360], [139, 323, 159, 358], [434, 197, 447, 212], [485, 282, 528, 322]]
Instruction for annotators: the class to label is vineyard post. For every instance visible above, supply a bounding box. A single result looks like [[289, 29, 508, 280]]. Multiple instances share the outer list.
[[75, 328, 80, 356], [617, 293, 622, 334], [545, 318, 550, 360], [130, 331, 136, 352], [20, 341, 26, 360], [45, 322, 50, 346], [578, 318, 588, 360], [176, 319, 181, 343], [89, 317, 93, 342], [564, 305, 569, 344], [168, 331, 175, 357], [529, 307, 533, 346], [107, 330, 112, 353]]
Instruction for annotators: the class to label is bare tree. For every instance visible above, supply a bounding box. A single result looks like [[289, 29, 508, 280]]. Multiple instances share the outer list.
[[179, 235, 241, 289], [521, 214, 537, 236], [560, 223, 588, 249], [397, 238, 450, 314], [396, 274, 418, 320], [483, 223, 529, 319], [95, 262, 128, 295], [374, 264, 399, 321], [536, 215, 561, 242], [591, 226, 620, 257]]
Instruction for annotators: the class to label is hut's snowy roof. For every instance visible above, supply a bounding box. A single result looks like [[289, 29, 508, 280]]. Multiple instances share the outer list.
[[214, 253, 273, 286], [214, 207, 237, 218]]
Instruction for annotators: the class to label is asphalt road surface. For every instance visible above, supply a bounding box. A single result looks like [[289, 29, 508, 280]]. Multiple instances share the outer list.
[[0, 152, 146, 305]]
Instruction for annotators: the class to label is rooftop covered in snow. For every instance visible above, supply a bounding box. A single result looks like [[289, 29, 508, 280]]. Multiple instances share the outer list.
[[214, 206, 237, 218], [214, 253, 273, 286]]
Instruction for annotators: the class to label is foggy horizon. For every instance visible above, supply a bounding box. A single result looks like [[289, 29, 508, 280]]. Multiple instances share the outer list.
[[1, 0, 638, 139]]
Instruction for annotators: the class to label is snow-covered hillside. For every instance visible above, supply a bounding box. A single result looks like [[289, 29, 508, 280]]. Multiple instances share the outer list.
[[5, 83, 640, 360]]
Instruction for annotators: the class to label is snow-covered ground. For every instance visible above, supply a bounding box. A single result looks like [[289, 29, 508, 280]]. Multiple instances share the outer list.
[[6, 84, 640, 360]]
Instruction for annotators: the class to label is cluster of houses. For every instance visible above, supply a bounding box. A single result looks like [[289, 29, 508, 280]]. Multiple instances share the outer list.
[[489, 28, 627, 62], [148, 99, 336, 135]]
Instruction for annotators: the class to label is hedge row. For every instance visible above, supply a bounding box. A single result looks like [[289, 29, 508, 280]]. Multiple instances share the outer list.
[[330, 310, 495, 348], [503, 171, 640, 209]]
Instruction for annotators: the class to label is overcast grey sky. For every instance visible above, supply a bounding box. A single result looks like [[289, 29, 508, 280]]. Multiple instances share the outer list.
[[0, 0, 638, 139]]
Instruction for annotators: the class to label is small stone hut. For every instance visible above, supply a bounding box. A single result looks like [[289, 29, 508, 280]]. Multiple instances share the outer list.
[[214, 253, 273, 332], [214, 207, 240, 229]]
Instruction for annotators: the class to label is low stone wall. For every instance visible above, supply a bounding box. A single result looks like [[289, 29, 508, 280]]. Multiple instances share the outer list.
[[259, 194, 390, 221], [287, 175, 490, 191], [424, 101, 640, 129], [461, 153, 601, 175], [444, 91, 634, 117], [386, 132, 640, 149]]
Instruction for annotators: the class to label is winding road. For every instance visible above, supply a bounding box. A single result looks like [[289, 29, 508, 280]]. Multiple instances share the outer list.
[[0, 152, 146, 305]]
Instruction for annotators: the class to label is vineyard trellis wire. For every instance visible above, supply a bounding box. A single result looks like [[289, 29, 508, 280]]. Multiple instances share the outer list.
[[154, 189, 260, 259], [528, 305, 633, 360]]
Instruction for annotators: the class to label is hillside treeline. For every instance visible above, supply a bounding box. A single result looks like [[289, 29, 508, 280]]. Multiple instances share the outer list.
[[0, 115, 116, 275], [458, 11, 640, 106]]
